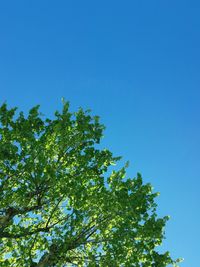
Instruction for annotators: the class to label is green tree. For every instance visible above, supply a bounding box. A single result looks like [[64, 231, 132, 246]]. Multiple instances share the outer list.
[[0, 102, 181, 267]]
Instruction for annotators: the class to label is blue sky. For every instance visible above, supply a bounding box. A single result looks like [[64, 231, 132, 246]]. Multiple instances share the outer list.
[[0, 1, 200, 266]]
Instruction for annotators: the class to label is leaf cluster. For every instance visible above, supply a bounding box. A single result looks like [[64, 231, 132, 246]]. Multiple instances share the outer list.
[[0, 102, 181, 266]]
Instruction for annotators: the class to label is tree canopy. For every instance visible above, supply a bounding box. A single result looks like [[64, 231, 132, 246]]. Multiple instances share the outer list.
[[0, 102, 181, 266]]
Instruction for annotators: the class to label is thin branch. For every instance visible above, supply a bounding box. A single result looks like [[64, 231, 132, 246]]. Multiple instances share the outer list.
[[0, 226, 50, 239], [45, 197, 64, 228], [0, 204, 45, 229], [29, 233, 38, 264], [0, 212, 73, 239]]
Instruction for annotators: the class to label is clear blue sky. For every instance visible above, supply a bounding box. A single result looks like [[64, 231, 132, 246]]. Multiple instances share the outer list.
[[0, 1, 199, 266]]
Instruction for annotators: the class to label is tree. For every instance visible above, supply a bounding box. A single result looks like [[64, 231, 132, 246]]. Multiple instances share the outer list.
[[0, 102, 181, 267]]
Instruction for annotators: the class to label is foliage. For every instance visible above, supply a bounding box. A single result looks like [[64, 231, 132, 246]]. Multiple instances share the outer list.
[[0, 102, 181, 266]]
